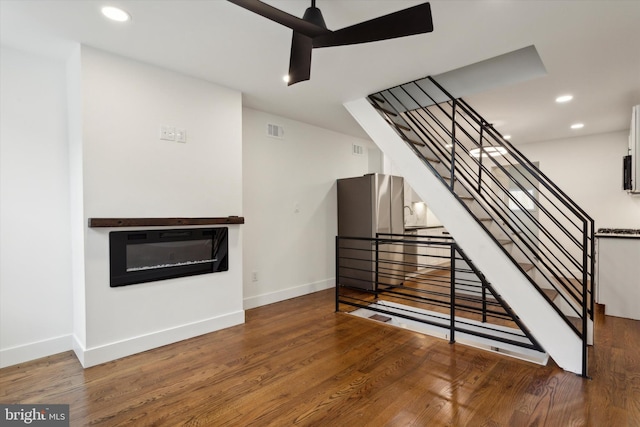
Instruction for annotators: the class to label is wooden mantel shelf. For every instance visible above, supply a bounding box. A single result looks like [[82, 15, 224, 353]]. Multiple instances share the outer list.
[[88, 217, 245, 228]]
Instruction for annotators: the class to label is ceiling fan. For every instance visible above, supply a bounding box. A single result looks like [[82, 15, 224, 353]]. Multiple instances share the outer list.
[[227, 0, 434, 85]]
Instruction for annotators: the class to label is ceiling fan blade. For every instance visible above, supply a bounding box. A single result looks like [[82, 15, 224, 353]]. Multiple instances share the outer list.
[[228, 0, 330, 38], [287, 32, 313, 86], [313, 2, 433, 48]]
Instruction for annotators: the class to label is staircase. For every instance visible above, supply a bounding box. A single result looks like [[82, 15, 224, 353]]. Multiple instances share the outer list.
[[344, 76, 594, 376]]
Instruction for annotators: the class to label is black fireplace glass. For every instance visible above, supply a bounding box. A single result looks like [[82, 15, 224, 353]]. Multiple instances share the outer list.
[[126, 240, 213, 272], [109, 228, 228, 287]]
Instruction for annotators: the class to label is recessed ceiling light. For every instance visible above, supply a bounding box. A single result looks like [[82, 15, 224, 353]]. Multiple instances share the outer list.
[[556, 94, 573, 103], [470, 147, 507, 158], [282, 75, 290, 83], [101, 6, 131, 22], [503, 135, 512, 140], [571, 123, 585, 129]]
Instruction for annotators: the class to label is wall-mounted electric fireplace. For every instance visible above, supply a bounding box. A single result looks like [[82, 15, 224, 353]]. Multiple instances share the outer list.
[[109, 227, 228, 287]]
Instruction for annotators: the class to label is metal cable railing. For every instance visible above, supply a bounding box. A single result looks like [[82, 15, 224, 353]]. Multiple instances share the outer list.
[[400, 103, 589, 313], [367, 76, 594, 377], [335, 235, 545, 353]]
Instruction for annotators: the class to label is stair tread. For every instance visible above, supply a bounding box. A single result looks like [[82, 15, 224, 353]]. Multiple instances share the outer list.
[[518, 262, 535, 272], [406, 138, 425, 147], [373, 104, 398, 117], [497, 239, 513, 245], [393, 122, 411, 131], [541, 288, 559, 300], [370, 95, 386, 104], [566, 315, 583, 330]]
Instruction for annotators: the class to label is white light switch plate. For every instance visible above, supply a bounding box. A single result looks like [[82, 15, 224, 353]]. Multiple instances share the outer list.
[[175, 128, 186, 143]]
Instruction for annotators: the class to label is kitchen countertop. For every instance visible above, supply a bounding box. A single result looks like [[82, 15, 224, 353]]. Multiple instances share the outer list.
[[595, 228, 640, 239], [595, 233, 640, 239]]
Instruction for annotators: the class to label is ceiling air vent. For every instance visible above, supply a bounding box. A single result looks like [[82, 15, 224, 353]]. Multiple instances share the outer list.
[[352, 143, 365, 156], [267, 123, 284, 139]]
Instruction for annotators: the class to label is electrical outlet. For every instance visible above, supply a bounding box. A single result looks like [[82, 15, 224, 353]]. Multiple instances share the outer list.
[[251, 272, 258, 282]]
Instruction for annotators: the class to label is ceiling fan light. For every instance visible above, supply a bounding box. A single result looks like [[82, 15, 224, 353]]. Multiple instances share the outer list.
[[282, 75, 290, 83]]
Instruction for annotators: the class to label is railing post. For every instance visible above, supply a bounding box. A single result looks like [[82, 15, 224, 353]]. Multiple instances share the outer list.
[[450, 100, 457, 191], [590, 220, 595, 318], [582, 221, 589, 378], [335, 236, 340, 312], [482, 280, 487, 323], [478, 121, 484, 194], [375, 234, 380, 298], [449, 243, 456, 344]]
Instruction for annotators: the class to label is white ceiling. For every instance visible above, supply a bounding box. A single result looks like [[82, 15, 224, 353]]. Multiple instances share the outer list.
[[1, 0, 639, 144]]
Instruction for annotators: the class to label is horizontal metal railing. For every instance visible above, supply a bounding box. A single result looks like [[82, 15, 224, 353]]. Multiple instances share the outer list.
[[335, 235, 544, 353], [367, 76, 594, 377]]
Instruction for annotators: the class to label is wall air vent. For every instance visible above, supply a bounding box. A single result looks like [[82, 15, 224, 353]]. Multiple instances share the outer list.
[[352, 143, 365, 156], [267, 123, 284, 139]]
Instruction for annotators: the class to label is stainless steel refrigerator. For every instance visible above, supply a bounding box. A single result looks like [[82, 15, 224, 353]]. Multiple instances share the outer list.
[[337, 174, 404, 291]]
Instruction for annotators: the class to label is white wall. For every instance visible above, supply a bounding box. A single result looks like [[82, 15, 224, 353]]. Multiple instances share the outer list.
[[0, 46, 73, 367], [242, 108, 381, 308], [75, 47, 244, 366], [518, 131, 640, 229], [66, 45, 87, 353]]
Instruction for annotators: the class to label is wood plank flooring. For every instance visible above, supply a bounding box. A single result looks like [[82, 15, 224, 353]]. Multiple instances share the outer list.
[[1, 289, 639, 426]]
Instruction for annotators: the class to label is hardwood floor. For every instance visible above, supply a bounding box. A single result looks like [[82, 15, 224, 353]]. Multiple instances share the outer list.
[[1, 289, 638, 426]]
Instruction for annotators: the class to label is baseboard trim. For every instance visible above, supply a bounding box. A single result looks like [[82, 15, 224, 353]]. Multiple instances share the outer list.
[[0, 335, 73, 368], [72, 334, 86, 367], [75, 310, 245, 368], [243, 278, 334, 310]]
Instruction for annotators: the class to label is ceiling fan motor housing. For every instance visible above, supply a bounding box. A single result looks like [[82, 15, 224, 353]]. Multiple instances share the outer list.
[[303, 6, 327, 29]]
